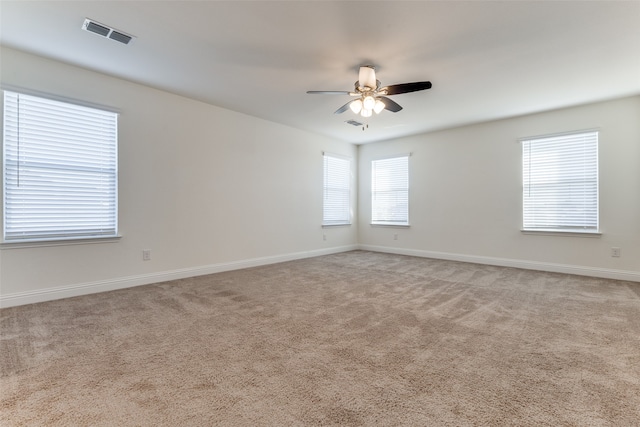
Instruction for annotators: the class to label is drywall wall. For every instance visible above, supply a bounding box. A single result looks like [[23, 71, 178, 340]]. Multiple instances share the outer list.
[[0, 47, 357, 306], [1, 47, 637, 307], [358, 96, 640, 280]]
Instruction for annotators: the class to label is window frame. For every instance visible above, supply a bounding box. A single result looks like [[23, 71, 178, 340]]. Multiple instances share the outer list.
[[371, 154, 410, 226], [2, 89, 119, 245], [521, 129, 599, 235]]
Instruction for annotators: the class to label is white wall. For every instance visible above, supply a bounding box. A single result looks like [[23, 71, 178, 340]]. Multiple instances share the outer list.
[[0, 47, 358, 306], [1, 48, 638, 308], [358, 96, 640, 280]]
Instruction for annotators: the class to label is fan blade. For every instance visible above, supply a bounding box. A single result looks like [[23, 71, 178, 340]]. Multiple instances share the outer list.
[[379, 97, 403, 113], [382, 81, 432, 96], [334, 101, 353, 114], [307, 91, 352, 95]]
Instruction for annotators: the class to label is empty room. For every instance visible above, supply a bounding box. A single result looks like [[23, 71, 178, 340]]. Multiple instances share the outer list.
[[1, 1, 639, 425]]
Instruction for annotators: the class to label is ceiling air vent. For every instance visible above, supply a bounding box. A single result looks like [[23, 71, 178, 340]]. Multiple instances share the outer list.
[[108, 30, 133, 45], [345, 120, 363, 127], [82, 18, 135, 45]]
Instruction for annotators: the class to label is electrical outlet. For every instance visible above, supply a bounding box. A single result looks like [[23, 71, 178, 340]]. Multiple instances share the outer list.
[[393, 234, 398, 240], [143, 249, 151, 261], [323, 234, 327, 241], [611, 247, 621, 257]]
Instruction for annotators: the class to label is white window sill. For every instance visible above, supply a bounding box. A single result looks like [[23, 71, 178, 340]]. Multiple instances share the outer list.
[[322, 223, 352, 228], [521, 229, 601, 238], [1, 235, 122, 249], [370, 223, 410, 228]]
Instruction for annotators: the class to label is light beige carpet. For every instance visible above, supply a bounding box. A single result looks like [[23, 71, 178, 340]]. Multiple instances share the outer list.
[[1, 250, 639, 426]]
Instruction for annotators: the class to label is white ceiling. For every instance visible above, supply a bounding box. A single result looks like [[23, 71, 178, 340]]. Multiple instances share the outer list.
[[1, 1, 639, 144]]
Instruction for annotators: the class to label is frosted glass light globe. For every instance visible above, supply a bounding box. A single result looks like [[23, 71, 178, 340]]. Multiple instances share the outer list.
[[363, 95, 376, 110], [374, 99, 385, 114], [349, 99, 363, 114]]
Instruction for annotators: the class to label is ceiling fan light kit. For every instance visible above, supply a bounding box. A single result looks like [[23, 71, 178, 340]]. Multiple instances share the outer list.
[[307, 65, 432, 121]]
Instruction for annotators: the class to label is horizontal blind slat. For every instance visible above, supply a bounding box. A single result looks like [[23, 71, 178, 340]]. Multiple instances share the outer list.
[[323, 155, 351, 225], [522, 131, 598, 231], [3, 90, 118, 241], [372, 156, 409, 224]]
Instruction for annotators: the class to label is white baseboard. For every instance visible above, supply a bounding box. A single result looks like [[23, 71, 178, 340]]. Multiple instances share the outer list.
[[3, 244, 636, 308], [357, 244, 640, 283], [0, 245, 358, 308]]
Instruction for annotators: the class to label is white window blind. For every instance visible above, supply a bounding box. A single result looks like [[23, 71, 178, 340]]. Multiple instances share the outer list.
[[323, 153, 351, 225], [3, 91, 118, 242], [371, 155, 409, 225], [522, 131, 598, 232]]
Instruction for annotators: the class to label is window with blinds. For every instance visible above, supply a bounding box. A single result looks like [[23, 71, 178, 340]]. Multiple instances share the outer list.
[[522, 130, 598, 232], [371, 155, 409, 225], [322, 153, 351, 225], [3, 91, 118, 242]]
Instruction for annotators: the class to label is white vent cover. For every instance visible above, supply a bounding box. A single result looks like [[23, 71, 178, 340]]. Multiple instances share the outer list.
[[82, 18, 135, 45]]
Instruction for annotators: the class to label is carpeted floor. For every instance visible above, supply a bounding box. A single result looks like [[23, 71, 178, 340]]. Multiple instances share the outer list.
[[1, 250, 639, 426]]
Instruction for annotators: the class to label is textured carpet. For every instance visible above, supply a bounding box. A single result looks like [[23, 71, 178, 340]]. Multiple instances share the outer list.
[[1, 250, 639, 426]]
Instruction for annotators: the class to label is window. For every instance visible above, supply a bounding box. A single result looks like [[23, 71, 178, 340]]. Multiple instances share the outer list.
[[522, 130, 598, 233], [3, 91, 118, 242], [322, 153, 351, 225], [371, 155, 409, 225]]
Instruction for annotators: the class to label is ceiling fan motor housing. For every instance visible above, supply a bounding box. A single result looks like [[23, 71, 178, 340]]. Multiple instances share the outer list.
[[358, 66, 377, 91]]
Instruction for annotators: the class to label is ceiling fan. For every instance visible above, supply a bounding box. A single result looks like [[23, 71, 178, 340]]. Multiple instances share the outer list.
[[307, 65, 432, 118]]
